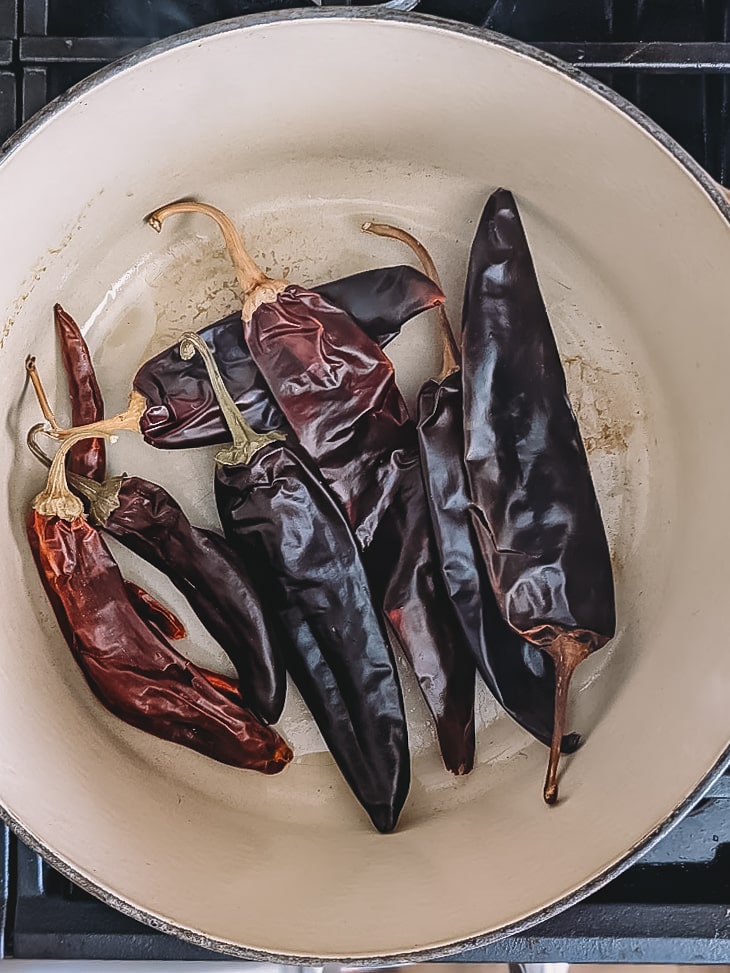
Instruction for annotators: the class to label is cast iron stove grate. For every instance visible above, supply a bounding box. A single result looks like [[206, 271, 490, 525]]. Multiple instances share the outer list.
[[2, 0, 730, 963]]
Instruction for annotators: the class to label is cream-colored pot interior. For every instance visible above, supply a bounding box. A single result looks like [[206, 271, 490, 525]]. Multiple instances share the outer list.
[[1, 9, 729, 961]]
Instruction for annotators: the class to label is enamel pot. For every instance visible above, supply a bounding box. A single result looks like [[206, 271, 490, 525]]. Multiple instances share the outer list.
[[1, 8, 729, 962]]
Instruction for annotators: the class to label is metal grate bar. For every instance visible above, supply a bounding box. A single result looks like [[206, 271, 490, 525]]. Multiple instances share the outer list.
[[0, 0, 16, 39], [0, 70, 15, 141], [454, 904, 730, 964], [21, 0, 46, 34], [18, 36, 730, 73], [20, 35, 156, 62], [20, 65, 46, 122], [0, 826, 8, 959], [538, 40, 730, 71]]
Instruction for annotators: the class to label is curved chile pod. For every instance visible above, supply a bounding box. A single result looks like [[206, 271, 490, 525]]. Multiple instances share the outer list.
[[27, 509, 292, 774], [83, 474, 287, 726], [418, 373, 580, 754], [134, 265, 442, 450], [54, 304, 106, 481], [461, 189, 615, 802], [216, 439, 410, 833]]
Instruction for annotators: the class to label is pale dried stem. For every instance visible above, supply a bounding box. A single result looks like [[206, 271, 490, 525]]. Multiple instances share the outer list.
[[179, 332, 285, 466], [146, 200, 286, 322], [32, 428, 116, 521], [362, 221, 460, 379], [543, 635, 590, 805], [25, 357, 60, 433]]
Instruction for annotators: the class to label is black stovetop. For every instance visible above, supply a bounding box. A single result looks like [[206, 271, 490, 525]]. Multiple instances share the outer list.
[[3, 0, 730, 963]]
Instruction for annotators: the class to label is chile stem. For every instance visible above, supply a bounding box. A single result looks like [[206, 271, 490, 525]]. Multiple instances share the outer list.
[[362, 221, 460, 380], [146, 201, 286, 322], [26, 357, 60, 433], [179, 332, 285, 466], [26, 355, 145, 440], [32, 427, 116, 521], [543, 635, 589, 805], [27, 425, 124, 525]]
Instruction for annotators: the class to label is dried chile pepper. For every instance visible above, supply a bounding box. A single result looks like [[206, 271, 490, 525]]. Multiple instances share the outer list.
[[54, 303, 106, 482], [26, 429, 292, 774], [134, 266, 443, 450], [36, 342, 411, 831], [146, 202, 415, 543], [461, 189, 616, 803], [28, 425, 287, 725], [146, 201, 476, 777], [43, 307, 288, 725], [176, 332, 410, 833], [363, 223, 580, 755]]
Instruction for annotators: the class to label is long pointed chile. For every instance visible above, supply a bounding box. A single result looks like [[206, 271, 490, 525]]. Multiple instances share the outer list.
[[461, 189, 615, 803], [178, 331, 410, 833], [363, 222, 580, 755], [54, 303, 106, 481], [147, 201, 476, 776]]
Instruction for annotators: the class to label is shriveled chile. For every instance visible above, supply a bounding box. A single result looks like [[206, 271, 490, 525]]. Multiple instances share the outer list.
[[146, 200, 476, 777], [40, 306, 288, 725], [461, 189, 615, 803], [54, 303, 106, 481], [26, 429, 292, 774], [173, 331, 410, 833], [28, 428, 287, 726], [31, 308, 411, 829], [363, 222, 580, 755], [134, 266, 443, 450]]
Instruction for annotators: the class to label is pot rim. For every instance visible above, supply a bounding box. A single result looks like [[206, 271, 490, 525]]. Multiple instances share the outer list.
[[2, 7, 729, 963]]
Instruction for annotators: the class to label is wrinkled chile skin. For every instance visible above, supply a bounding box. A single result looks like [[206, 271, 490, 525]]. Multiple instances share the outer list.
[[54, 304, 106, 482], [362, 445, 477, 775], [122, 578, 187, 640], [245, 286, 477, 776], [461, 189, 615, 647], [135, 265, 442, 452], [26, 509, 292, 773], [214, 440, 410, 834], [134, 267, 475, 777], [100, 476, 286, 725], [245, 286, 413, 547], [418, 373, 579, 753]]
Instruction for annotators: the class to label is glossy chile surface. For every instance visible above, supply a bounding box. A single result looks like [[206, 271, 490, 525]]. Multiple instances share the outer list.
[[178, 331, 410, 834], [26, 430, 292, 774], [363, 223, 580, 756], [461, 189, 616, 803], [146, 201, 476, 777], [134, 265, 443, 449], [28, 428, 287, 726], [103, 578, 244, 703], [41, 307, 287, 725], [54, 303, 106, 481]]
